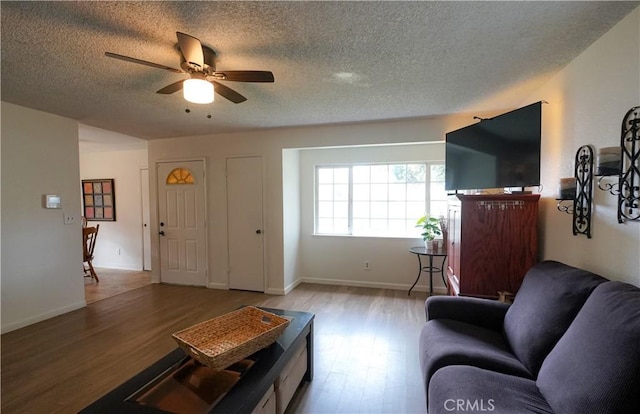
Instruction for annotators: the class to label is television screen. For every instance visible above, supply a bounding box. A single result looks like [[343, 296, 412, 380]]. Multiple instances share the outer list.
[[445, 102, 542, 191]]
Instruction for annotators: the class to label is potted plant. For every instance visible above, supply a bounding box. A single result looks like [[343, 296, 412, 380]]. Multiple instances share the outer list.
[[416, 214, 442, 250]]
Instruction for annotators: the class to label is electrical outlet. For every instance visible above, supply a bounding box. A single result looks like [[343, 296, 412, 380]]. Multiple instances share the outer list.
[[116, 248, 121, 256], [63, 212, 76, 225], [364, 261, 371, 270]]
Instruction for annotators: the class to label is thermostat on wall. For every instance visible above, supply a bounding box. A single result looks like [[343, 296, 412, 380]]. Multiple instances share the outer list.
[[43, 194, 62, 209]]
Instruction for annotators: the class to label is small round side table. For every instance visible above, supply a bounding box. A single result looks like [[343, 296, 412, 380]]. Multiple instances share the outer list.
[[408, 245, 448, 296]]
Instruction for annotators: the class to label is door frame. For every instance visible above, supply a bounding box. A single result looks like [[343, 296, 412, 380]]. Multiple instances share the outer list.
[[225, 155, 267, 293], [140, 168, 152, 271], [154, 158, 208, 285]]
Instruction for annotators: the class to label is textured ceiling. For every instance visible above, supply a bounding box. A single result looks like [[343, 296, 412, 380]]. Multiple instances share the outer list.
[[1, 1, 637, 140]]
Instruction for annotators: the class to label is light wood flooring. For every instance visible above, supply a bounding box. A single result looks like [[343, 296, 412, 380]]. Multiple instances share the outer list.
[[1, 283, 429, 413], [84, 267, 152, 304]]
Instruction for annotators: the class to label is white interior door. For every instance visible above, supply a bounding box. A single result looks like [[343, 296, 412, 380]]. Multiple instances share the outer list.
[[140, 168, 152, 271], [227, 156, 264, 292], [157, 161, 207, 286]]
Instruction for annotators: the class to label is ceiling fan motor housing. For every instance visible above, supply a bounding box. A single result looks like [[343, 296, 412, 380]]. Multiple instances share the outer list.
[[180, 45, 217, 75]]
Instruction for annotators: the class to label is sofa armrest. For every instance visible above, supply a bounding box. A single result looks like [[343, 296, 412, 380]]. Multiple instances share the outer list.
[[425, 296, 510, 332]]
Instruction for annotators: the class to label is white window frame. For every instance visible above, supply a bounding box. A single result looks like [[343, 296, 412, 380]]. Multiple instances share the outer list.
[[314, 161, 445, 237]]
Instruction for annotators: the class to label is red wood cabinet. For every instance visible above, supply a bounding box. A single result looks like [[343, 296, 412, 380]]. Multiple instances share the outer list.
[[446, 194, 540, 298]]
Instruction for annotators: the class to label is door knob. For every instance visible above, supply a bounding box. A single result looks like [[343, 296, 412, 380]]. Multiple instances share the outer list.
[[256, 229, 262, 234], [159, 231, 165, 236]]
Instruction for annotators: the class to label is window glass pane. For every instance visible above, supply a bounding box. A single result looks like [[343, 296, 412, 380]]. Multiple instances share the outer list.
[[353, 201, 370, 218], [353, 184, 370, 201], [334, 202, 348, 218], [371, 165, 388, 183], [389, 165, 406, 183], [388, 202, 406, 219], [334, 168, 349, 184], [318, 168, 333, 184], [430, 182, 447, 201], [334, 184, 349, 201], [371, 202, 388, 218], [353, 218, 369, 233], [318, 184, 333, 200], [431, 164, 445, 181], [370, 184, 388, 200], [430, 201, 448, 218], [407, 202, 425, 220], [333, 219, 349, 233], [318, 201, 334, 217], [317, 218, 333, 233], [370, 219, 388, 232], [353, 165, 370, 183], [388, 219, 407, 235], [407, 164, 426, 182], [407, 183, 426, 201], [388, 183, 406, 200]]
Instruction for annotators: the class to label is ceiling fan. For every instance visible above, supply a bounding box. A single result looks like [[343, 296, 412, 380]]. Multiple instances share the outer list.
[[105, 32, 274, 104]]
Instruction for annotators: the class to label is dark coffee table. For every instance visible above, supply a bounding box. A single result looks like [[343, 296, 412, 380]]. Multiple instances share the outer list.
[[79, 307, 314, 414]]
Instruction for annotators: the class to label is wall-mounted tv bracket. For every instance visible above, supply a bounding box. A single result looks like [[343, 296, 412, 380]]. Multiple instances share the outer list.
[[618, 106, 640, 223], [573, 145, 594, 238]]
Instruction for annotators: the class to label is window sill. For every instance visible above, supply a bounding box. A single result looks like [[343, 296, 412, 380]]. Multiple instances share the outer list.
[[312, 233, 421, 241]]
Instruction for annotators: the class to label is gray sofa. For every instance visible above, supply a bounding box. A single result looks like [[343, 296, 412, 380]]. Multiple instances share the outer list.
[[419, 260, 640, 414]]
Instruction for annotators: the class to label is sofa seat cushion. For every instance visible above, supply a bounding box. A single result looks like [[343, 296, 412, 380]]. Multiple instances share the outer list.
[[503, 260, 608, 376], [537, 281, 640, 414], [419, 319, 531, 397], [428, 365, 553, 414]]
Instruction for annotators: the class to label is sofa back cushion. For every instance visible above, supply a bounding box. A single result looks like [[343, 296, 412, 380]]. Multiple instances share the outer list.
[[536, 281, 640, 414], [503, 260, 607, 376]]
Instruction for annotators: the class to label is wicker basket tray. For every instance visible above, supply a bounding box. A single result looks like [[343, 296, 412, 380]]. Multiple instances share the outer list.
[[172, 306, 290, 371]]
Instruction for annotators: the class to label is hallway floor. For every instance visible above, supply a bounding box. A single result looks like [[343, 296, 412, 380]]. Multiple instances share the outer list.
[[84, 267, 152, 304]]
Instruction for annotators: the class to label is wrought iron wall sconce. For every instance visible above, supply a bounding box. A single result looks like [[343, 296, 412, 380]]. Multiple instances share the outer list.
[[556, 145, 594, 238], [594, 106, 640, 223], [573, 145, 593, 237], [556, 198, 574, 214]]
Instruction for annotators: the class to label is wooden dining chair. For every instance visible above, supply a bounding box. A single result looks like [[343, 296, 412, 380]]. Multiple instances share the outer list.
[[83, 225, 100, 282]]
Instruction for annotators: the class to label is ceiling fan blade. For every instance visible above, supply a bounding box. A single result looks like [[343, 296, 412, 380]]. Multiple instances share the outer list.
[[215, 71, 274, 82], [156, 80, 185, 94], [213, 81, 247, 104], [105, 52, 183, 73], [176, 32, 204, 69]]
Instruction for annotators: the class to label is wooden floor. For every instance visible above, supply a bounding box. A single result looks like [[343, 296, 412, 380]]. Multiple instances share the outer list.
[[84, 267, 152, 304], [1, 283, 429, 413]]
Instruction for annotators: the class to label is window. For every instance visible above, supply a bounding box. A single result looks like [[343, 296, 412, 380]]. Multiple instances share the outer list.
[[166, 167, 195, 184], [315, 162, 446, 237]]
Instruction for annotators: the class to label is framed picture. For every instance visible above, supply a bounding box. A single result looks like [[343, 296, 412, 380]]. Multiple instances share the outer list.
[[82, 179, 116, 221]]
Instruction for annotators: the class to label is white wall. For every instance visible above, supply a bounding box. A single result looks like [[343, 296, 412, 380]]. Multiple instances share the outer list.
[[282, 149, 302, 293], [1, 102, 85, 333], [525, 7, 640, 286], [148, 115, 472, 294], [298, 143, 446, 292], [79, 146, 148, 270]]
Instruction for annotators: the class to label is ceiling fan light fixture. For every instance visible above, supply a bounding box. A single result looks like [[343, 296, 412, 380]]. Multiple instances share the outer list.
[[183, 78, 214, 104]]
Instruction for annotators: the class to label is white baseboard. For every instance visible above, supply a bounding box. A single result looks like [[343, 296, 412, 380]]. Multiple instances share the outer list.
[[207, 282, 229, 290], [1, 300, 86, 334], [265, 287, 285, 295], [298, 277, 447, 295], [94, 263, 142, 271], [284, 278, 303, 295]]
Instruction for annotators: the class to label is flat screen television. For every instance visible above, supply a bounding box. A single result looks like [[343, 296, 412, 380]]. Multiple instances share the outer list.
[[445, 102, 542, 191]]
